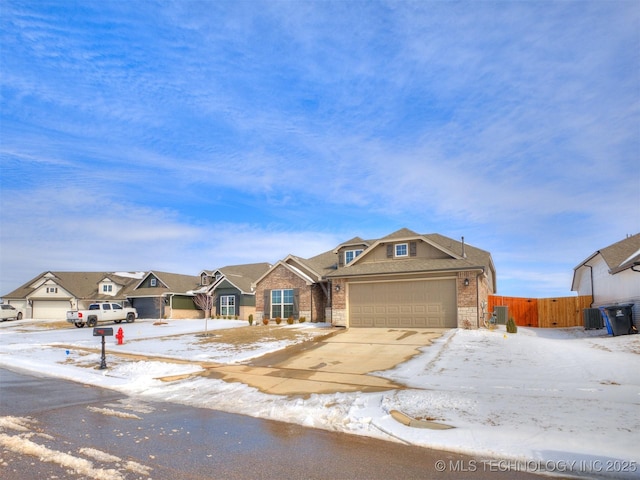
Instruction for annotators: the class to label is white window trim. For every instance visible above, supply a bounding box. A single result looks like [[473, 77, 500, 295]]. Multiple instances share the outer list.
[[271, 289, 294, 318], [395, 243, 408, 257], [150, 278, 157, 287], [344, 249, 363, 264], [220, 295, 236, 316]]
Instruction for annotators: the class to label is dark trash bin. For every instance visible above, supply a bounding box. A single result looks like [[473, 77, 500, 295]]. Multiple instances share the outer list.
[[604, 305, 636, 336]]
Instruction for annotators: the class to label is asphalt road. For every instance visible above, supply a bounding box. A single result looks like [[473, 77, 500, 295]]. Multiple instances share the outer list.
[[0, 368, 550, 479]]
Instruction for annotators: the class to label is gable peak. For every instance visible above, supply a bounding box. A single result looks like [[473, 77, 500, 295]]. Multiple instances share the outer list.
[[381, 228, 420, 241]]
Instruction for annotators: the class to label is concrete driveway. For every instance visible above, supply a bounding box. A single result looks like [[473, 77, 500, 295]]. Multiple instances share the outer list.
[[202, 328, 446, 396]]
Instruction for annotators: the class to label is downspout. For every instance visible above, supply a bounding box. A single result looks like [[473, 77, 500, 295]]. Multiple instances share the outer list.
[[476, 268, 485, 328], [584, 264, 594, 307], [310, 284, 313, 323]]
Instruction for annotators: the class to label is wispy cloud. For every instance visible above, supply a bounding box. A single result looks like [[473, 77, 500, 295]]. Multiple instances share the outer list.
[[1, 0, 638, 296]]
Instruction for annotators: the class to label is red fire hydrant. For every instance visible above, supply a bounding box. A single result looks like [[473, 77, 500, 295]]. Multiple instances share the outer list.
[[116, 327, 124, 345]]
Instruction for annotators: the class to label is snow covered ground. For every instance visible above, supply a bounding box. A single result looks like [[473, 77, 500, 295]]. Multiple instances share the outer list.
[[0, 318, 638, 479]]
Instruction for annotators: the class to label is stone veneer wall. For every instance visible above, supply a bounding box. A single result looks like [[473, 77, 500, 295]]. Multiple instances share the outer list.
[[331, 279, 347, 326], [457, 271, 492, 328]]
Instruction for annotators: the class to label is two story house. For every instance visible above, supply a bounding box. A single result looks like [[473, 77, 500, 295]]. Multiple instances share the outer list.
[[1, 271, 144, 320], [253, 228, 496, 328]]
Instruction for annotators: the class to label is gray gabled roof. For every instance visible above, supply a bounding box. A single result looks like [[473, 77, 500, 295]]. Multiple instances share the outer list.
[[257, 228, 496, 290], [326, 232, 493, 280], [2, 271, 143, 300], [213, 262, 271, 294], [332, 236, 370, 253], [131, 271, 201, 296], [574, 233, 640, 274]]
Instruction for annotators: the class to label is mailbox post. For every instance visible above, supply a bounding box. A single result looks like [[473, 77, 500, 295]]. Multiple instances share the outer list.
[[93, 327, 114, 369]]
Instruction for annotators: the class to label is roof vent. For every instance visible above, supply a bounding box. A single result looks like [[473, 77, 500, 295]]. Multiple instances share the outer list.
[[461, 236, 467, 258]]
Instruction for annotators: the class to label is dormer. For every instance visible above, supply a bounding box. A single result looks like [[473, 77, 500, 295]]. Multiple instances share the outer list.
[[200, 271, 211, 286], [334, 237, 370, 267], [99, 277, 119, 296]]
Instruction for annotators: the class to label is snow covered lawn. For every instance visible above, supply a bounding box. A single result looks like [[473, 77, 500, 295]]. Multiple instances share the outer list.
[[0, 318, 638, 479]]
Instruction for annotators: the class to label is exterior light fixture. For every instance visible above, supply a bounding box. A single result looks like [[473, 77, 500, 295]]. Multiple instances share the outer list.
[[464, 278, 470, 286], [335, 284, 341, 292]]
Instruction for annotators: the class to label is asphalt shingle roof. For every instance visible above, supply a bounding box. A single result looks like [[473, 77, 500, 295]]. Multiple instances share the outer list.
[[217, 263, 271, 293], [3, 272, 142, 299]]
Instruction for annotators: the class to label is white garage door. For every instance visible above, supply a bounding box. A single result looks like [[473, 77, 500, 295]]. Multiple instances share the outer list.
[[32, 300, 70, 320], [349, 279, 457, 328]]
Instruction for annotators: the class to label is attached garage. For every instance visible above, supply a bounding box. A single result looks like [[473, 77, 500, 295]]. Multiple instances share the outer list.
[[348, 279, 457, 328], [32, 300, 70, 320]]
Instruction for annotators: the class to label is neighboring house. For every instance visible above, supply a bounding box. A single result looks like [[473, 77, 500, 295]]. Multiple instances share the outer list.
[[199, 263, 271, 318], [1, 271, 144, 320], [253, 228, 496, 328], [127, 271, 203, 319], [572, 233, 640, 327]]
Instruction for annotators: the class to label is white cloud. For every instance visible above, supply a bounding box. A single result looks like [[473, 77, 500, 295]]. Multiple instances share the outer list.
[[0, 188, 342, 295], [1, 1, 638, 298]]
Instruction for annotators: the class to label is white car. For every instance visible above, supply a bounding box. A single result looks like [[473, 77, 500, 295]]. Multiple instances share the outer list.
[[0, 304, 23, 321]]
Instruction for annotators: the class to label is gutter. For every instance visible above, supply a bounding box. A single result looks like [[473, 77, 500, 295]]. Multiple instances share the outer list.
[[326, 266, 486, 280]]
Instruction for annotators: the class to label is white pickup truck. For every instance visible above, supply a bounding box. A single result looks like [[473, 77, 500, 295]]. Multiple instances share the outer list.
[[66, 303, 137, 328]]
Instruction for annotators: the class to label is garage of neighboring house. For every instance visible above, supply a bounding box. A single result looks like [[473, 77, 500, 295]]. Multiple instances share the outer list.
[[348, 278, 457, 328], [31, 300, 70, 320]]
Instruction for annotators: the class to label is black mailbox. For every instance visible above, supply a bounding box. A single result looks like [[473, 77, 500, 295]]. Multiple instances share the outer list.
[[93, 327, 113, 337], [93, 327, 113, 369]]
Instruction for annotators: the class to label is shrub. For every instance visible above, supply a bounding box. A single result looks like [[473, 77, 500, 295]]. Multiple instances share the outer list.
[[262, 317, 269, 325], [286, 316, 294, 325], [506, 317, 518, 334], [299, 316, 306, 323], [462, 319, 472, 330], [248, 314, 254, 326], [275, 317, 282, 325], [235, 315, 239, 320]]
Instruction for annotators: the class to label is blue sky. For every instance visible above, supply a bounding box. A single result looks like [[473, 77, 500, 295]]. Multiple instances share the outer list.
[[1, 0, 639, 298]]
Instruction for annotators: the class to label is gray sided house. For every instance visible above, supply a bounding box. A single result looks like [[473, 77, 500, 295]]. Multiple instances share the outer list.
[[127, 271, 203, 319], [572, 233, 640, 327], [1, 271, 144, 320], [254, 228, 496, 328], [200, 263, 271, 319]]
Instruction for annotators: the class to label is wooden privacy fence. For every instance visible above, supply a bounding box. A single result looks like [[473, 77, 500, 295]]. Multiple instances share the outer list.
[[488, 295, 593, 328]]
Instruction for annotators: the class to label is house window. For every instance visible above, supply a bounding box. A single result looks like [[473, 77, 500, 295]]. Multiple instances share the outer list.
[[220, 295, 235, 316], [46, 287, 58, 293], [271, 289, 294, 319], [344, 249, 363, 264], [150, 278, 157, 287], [102, 284, 113, 293], [395, 243, 408, 257]]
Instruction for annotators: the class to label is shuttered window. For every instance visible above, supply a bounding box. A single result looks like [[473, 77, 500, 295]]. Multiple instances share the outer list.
[[395, 243, 408, 257]]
